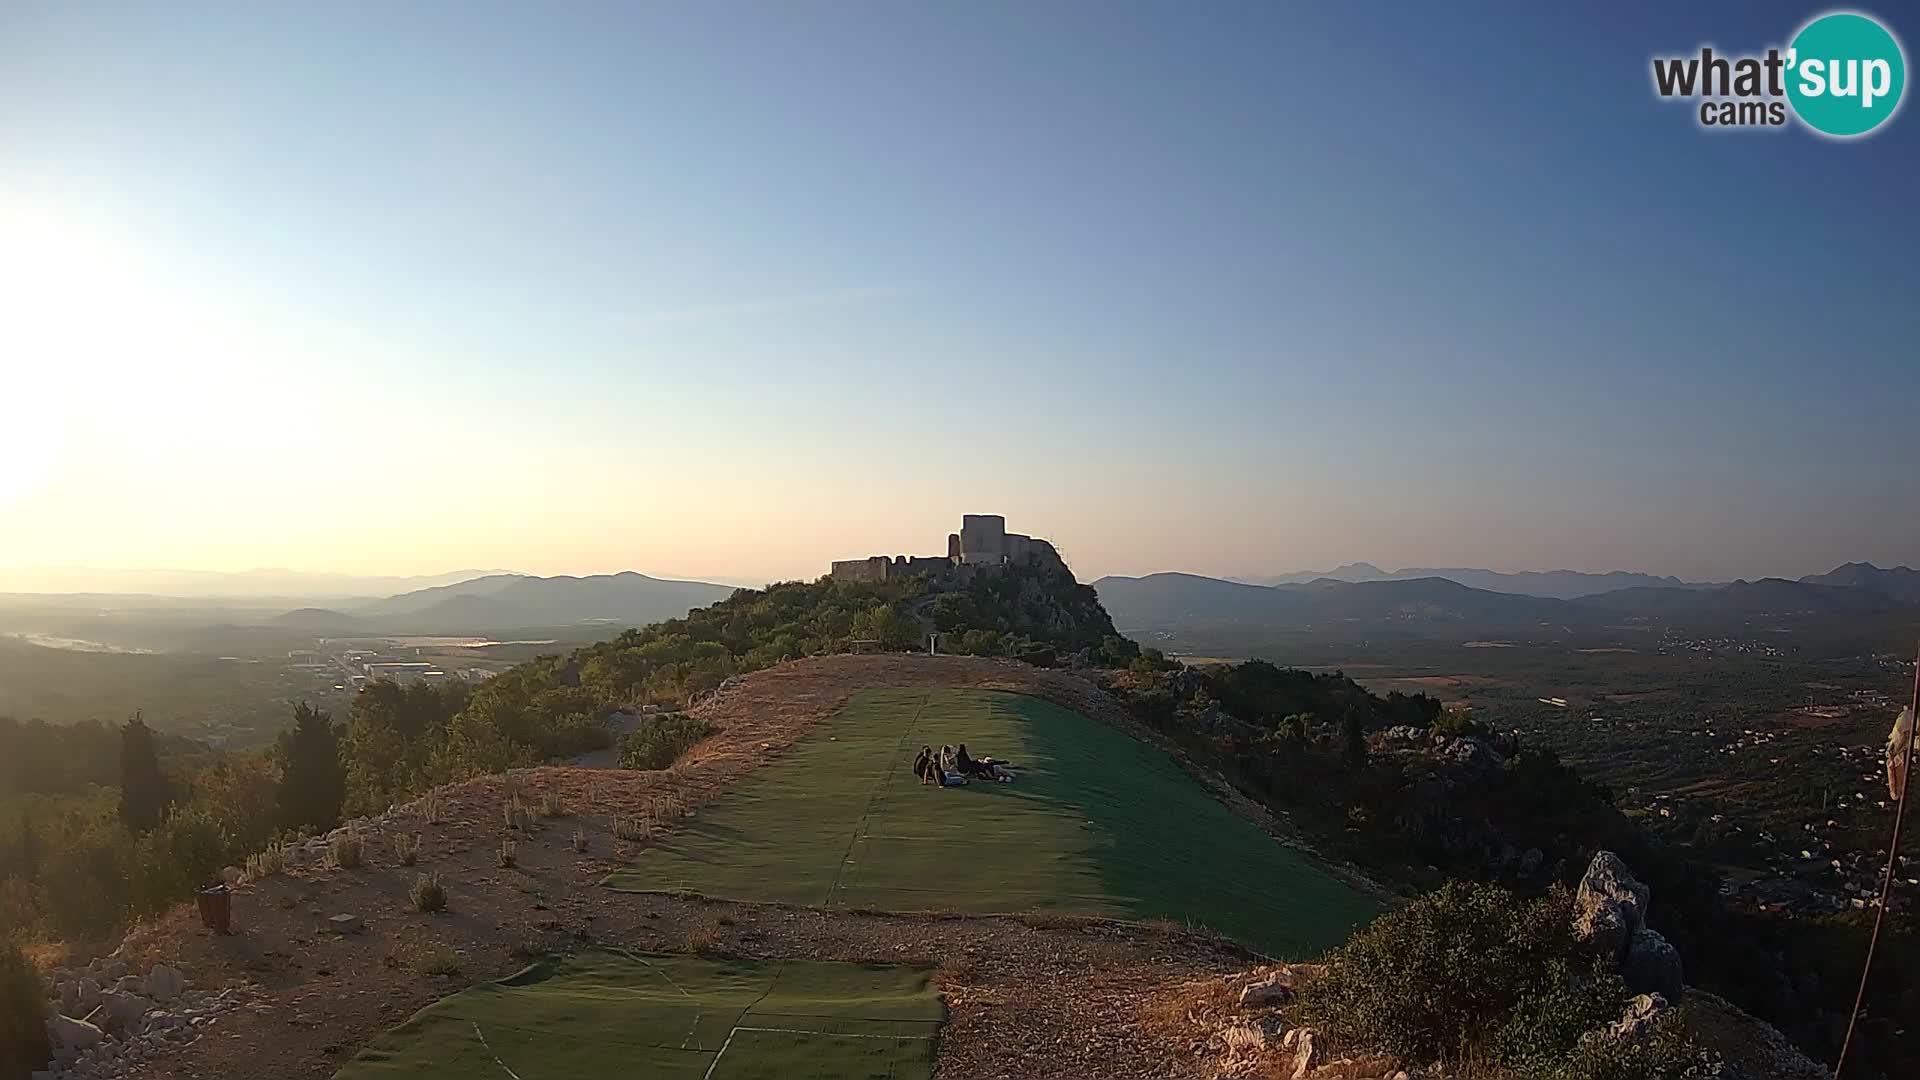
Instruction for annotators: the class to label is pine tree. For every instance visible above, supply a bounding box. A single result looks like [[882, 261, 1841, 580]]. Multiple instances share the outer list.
[[277, 703, 346, 833], [117, 712, 169, 833]]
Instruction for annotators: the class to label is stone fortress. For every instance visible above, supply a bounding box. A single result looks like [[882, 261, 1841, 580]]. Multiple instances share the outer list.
[[830, 514, 1066, 583]]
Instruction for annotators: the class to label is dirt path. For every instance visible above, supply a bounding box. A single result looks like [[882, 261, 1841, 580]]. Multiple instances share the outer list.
[[105, 655, 1316, 1079]]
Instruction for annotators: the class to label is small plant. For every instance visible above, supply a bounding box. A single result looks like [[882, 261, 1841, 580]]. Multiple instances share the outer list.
[[393, 832, 421, 867], [503, 794, 533, 832], [685, 918, 723, 955], [412, 948, 461, 977], [420, 792, 442, 826], [244, 841, 289, 882], [572, 827, 588, 853], [538, 789, 569, 818], [613, 815, 652, 842], [330, 827, 364, 870], [409, 872, 447, 913], [497, 838, 517, 868]]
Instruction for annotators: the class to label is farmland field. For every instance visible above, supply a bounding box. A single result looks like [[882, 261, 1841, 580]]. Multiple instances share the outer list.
[[605, 688, 1376, 956]]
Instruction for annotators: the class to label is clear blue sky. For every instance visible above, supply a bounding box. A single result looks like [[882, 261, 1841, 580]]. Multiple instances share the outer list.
[[2, 1, 1914, 584]]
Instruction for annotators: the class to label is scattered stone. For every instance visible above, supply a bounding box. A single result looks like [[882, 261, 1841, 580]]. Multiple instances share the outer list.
[[1606, 992, 1669, 1042], [100, 991, 150, 1033], [1622, 928, 1684, 1000], [144, 964, 185, 1003], [220, 865, 244, 886], [1238, 975, 1294, 1007], [111, 974, 143, 995], [46, 1013, 105, 1051], [327, 913, 364, 934]]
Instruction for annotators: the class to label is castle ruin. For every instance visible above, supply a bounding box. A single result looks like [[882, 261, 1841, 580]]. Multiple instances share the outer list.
[[830, 514, 1065, 583]]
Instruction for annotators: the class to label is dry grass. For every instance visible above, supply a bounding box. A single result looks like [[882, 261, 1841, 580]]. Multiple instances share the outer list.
[[420, 791, 442, 826], [244, 842, 289, 883], [330, 827, 364, 870], [537, 789, 570, 818], [503, 794, 534, 833], [571, 827, 588, 853], [612, 815, 652, 843], [393, 832, 420, 867], [685, 918, 724, 956], [408, 872, 447, 913], [496, 838, 517, 869], [412, 948, 460, 977]]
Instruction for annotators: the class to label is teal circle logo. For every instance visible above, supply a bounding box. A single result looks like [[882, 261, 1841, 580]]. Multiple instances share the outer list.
[[1786, 11, 1906, 137]]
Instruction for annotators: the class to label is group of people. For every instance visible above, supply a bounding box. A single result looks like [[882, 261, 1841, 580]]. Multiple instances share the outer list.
[[911, 742, 1015, 786]]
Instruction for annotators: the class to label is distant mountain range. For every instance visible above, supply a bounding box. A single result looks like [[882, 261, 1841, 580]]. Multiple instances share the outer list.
[[1096, 562, 1920, 633], [325, 572, 740, 631], [0, 566, 515, 599], [1237, 563, 1703, 600]]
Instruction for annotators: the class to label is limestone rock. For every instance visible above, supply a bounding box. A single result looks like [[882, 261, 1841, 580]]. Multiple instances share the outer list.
[[1238, 976, 1294, 1007], [1622, 928, 1684, 999], [1606, 992, 1669, 1042], [145, 964, 185, 1003], [1574, 851, 1650, 959], [1289, 1028, 1318, 1079], [101, 991, 150, 1033], [46, 1013, 105, 1051]]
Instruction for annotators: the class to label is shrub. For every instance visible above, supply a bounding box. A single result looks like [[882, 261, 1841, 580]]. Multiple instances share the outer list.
[[686, 918, 723, 955], [617, 715, 714, 771], [244, 841, 289, 883], [613, 816, 652, 842], [412, 948, 460, 977], [537, 790, 569, 818], [1294, 881, 1616, 1067], [330, 827, 363, 870], [1434, 706, 1488, 739], [393, 833, 420, 867], [503, 794, 532, 832], [1, 937, 50, 1080], [496, 838, 516, 868], [1549, 1015, 1722, 1080], [420, 792, 442, 826], [572, 827, 588, 853], [409, 872, 446, 913]]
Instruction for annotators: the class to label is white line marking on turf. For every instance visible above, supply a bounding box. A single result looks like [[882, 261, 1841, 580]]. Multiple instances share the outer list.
[[471, 1022, 523, 1080], [702, 1024, 936, 1079]]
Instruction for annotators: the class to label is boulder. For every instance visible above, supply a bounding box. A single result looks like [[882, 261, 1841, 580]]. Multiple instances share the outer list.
[[101, 991, 150, 1033], [112, 973, 144, 994], [1622, 928, 1684, 999], [1238, 977, 1293, 1008], [1574, 899, 1630, 961], [1606, 992, 1669, 1042], [1574, 850, 1651, 960], [45, 1013, 104, 1051], [145, 964, 185, 1003]]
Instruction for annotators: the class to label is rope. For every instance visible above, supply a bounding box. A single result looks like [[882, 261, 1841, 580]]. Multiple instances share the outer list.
[[1834, 642, 1919, 1077]]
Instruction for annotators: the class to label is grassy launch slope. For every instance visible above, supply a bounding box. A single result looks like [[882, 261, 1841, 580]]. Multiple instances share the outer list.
[[335, 951, 944, 1080], [606, 688, 1375, 956]]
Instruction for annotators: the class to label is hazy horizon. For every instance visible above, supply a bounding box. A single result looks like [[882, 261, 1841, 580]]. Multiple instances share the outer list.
[[5, 2, 1915, 587]]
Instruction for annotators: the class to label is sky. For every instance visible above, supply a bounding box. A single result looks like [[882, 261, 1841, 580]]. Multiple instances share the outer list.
[[2, 1, 1916, 587]]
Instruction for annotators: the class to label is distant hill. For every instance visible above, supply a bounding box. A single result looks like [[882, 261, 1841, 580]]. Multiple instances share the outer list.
[[268, 607, 370, 630], [1798, 562, 1920, 604], [1242, 564, 1699, 599], [1093, 572, 1582, 631], [0, 566, 514, 599], [353, 572, 739, 630], [1577, 578, 1905, 617]]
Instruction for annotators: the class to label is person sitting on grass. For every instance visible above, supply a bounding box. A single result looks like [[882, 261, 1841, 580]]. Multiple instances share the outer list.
[[955, 743, 1014, 782], [912, 745, 938, 785]]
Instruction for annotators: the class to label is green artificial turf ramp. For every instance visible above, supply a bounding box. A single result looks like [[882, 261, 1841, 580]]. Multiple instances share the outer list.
[[604, 688, 1376, 956], [334, 950, 942, 1080]]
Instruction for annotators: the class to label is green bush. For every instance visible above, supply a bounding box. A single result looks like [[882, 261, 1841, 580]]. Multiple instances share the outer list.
[[0, 937, 50, 1080], [1295, 880, 1619, 1067], [1547, 1015, 1722, 1080], [618, 715, 715, 771], [409, 872, 446, 913]]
